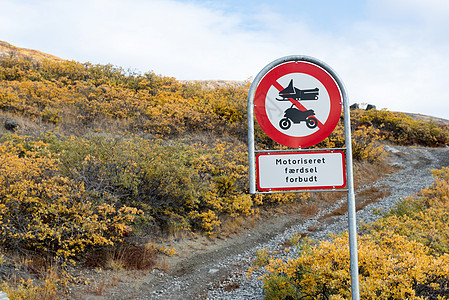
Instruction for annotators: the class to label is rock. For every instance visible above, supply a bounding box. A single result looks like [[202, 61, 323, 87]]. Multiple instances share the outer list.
[[350, 103, 359, 110], [366, 104, 376, 110], [4, 120, 18, 132]]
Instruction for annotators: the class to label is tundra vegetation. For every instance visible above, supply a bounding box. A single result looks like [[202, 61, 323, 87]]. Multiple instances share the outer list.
[[0, 56, 449, 298], [260, 167, 449, 299]]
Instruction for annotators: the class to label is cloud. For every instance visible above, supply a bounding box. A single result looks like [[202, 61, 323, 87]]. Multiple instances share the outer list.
[[72, 0, 282, 79], [1, 0, 264, 78], [370, 0, 449, 24], [342, 1, 449, 116]]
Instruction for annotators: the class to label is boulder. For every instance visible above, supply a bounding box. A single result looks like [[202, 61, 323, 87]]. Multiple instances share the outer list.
[[350, 103, 359, 110], [4, 120, 19, 131], [366, 104, 376, 111]]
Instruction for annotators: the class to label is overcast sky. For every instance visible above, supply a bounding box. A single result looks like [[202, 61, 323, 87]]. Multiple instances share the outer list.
[[1, 0, 449, 119]]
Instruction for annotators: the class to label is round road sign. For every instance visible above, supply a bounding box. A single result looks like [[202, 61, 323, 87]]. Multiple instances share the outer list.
[[254, 60, 342, 148]]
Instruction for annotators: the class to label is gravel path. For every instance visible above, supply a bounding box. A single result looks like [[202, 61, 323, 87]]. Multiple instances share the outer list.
[[95, 145, 449, 300]]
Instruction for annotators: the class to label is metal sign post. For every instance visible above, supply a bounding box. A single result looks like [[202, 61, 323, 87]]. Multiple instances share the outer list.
[[247, 55, 360, 299]]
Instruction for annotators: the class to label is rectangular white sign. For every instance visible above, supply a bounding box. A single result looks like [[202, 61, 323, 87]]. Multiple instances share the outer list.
[[256, 151, 346, 191]]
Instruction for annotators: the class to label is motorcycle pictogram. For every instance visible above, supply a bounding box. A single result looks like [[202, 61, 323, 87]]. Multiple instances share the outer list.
[[277, 79, 319, 130]]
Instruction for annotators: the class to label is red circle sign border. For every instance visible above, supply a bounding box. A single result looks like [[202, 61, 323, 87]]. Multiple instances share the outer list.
[[254, 61, 342, 148]]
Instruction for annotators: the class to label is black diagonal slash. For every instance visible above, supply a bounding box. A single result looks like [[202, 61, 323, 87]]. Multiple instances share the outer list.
[[273, 81, 324, 129]]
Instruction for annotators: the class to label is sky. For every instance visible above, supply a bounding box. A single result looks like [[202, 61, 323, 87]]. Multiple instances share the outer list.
[[1, 0, 449, 119]]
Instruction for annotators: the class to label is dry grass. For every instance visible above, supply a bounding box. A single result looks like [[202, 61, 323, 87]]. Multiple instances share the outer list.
[[353, 160, 398, 187], [0, 251, 61, 300], [219, 214, 260, 238], [85, 243, 158, 270], [318, 185, 391, 221], [318, 204, 348, 221], [307, 224, 321, 232], [356, 185, 391, 211], [298, 203, 320, 218], [86, 279, 106, 296], [154, 259, 169, 273], [225, 282, 241, 292]]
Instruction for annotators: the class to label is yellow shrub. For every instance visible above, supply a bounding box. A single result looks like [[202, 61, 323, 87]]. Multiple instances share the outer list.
[[190, 210, 221, 236], [263, 166, 449, 299], [0, 137, 141, 260], [355, 109, 449, 146], [369, 166, 449, 255], [263, 232, 449, 299]]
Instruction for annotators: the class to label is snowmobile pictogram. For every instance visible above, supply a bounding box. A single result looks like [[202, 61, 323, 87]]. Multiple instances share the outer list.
[[276, 79, 319, 130], [276, 79, 319, 101]]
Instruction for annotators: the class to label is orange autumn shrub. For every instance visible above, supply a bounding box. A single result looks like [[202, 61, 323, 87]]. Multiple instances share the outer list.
[[47, 134, 298, 236], [1, 56, 448, 240], [369, 166, 449, 255], [355, 109, 449, 146], [262, 233, 449, 300], [0, 136, 141, 261], [37, 133, 307, 236], [261, 167, 449, 299], [0, 57, 248, 137]]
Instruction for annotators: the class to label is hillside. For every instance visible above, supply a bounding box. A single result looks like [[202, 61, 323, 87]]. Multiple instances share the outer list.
[[0, 40, 63, 62], [405, 112, 449, 126], [1, 42, 449, 299]]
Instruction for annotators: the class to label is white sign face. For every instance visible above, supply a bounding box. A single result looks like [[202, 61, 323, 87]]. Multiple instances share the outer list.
[[256, 151, 346, 191], [265, 73, 330, 137]]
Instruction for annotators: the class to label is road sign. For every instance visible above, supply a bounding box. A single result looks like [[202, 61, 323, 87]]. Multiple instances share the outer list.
[[248, 56, 360, 300], [254, 60, 342, 148], [256, 151, 346, 191]]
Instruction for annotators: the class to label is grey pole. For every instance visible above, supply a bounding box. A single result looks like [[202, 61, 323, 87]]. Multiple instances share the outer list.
[[336, 68, 361, 300], [247, 74, 257, 194]]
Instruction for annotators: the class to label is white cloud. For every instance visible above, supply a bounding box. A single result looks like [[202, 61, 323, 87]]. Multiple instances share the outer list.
[[68, 0, 278, 79], [342, 1, 449, 117], [371, 0, 449, 22], [1, 0, 264, 78]]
